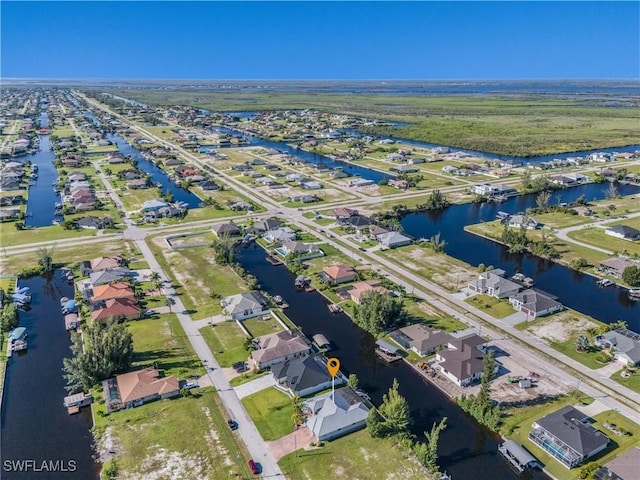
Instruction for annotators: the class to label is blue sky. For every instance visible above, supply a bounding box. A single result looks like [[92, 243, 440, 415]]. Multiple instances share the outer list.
[[2, 1, 638, 79]]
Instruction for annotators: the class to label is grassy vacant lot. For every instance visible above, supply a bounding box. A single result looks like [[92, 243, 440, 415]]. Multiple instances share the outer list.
[[98, 88, 640, 156], [92, 387, 253, 480], [0, 276, 16, 294], [127, 314, 205, 379], [241, 387, 294, 441], [549, 338, 606, 370], [243, 316, 283, 338], [200, 322, 250, 368], [611, 368, 640, 394], [278, 429, 430, 480], [148, 235, 247, 320], [465, 294, 516, 319], [569, 227, 640, 256], [0, 223, 101, 247]]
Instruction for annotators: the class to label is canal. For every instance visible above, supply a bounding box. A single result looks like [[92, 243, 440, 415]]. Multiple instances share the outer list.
[[238, 246, 548, 480], [105, 133, 203, 209], [399, 182, 640, 333], [0, 273, 98, 479], [24, 112, 62, 228]]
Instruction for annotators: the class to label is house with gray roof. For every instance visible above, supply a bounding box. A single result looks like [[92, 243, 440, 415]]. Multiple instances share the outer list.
[[140, 199, 169, 212], [211, 222, 241, 237], [305, 387, 370, 441], [435, 334, 492, 387], [529, 406, 609, 468], [377, 231, 412, 249], [263, 227, 297, 244], [599, 257, 636, 278], [509, 289, 563, 318], [280, 241, 323, 259], [390, 324, 453, 357], [89, 267, 130, 287], [595, 328, 640, 366], [271, 355, 342, 397], [250, 330, 312, 370], [247, 217, 282, 234], [468, 269, 522, 299], [220, 291, 269, 321], [606, 225, 640, 241]]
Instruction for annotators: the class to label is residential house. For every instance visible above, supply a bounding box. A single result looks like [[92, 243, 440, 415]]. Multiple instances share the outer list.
[[220, 291, 269, 321], [200, 180, 219, 190], [594, 446, 640, 480], [319, 264, 357, 285], [279, 241, 323, 259], [89, 256, 124, 273], [605, 225, 640, 241], [305, 387, 370, 441], [390, 165, 419, 174], [102, 367, 180, 413], [288, 194, 321, 204], [339, 214, 372, 230], [88, 267, 130, 287], [249, 330, 312, 370], [91, 298, 141, 323], [529, 406, 609, 468], [263, 227, 297, 244], [509, 289, 563, 318], [368, 225, 389, 240], [508, 214, 541, 230], [230, 201, 253, 211], [127, 179, 149, 190], [0, 208, 21, 221], [390, 324, 453, 357], [75, 216, 104, 230], [377, 231, 412, 248], [435, 334, 491, 387], [211, 222, 241, 238], [247, 218, 283, 234], [91, 282, 135, 303], [140, 199, 169, 212], [301, 181, 323, 190], [468, 269, 522, 299], [595, 329, 640, 366], [349, 280, 388, 304], [329, 207, 358, 220], [598, 257, 636, 278], [271, 354, 340, 397]]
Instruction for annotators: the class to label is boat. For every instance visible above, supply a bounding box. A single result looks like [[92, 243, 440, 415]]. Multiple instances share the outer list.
[[328, 303, 342, 314], [304, 284, 316, 292], [597, 278, 614, 287], [273, 295, 289, 309], [628, 289, 640, 299]]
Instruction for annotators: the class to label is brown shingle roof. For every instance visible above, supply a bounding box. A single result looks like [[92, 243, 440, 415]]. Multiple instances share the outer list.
[[116, 368, 179, 404], [322, 263, 356, 281], [91, 282, 135, 302]]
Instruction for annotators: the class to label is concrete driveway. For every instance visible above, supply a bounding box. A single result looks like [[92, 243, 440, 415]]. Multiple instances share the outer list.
[[266, 426, 315, 461], [234, 374, 278, 399]]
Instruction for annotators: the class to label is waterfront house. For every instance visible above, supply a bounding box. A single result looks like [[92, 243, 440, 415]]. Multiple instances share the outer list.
[[377, 231, 412, 248], [390, 324, 453, 357], [103, 367, 180, 413], [88, 268, 130, 287], [339, 214, 372, 230], [91, 298, 141, 323], [88, 256, 124, 273], [305, 387, 370, 441], [508, 289, 563, 318], [319, 264, 357, 285], [598, 257, 636, 278], [247, 217, 283, 234], [263, 227, 297, 244], [211, 222, 241, 238], [435, 334, 492, 387], [390, 165, 419, 174], [127, 179, 149, 190], [468, 269, 522, 299], [605, 225, 640, 241], [91, 282, 135, 304], [594, 446, 640, 480], [529, 406, 609, 468], [249, 330, 312, 370], [64, 313, 79, 331], [220, 291, 269, 321], [271, 354, 340, 397], [0, 208, 21, 221], [349, 280, 388, 304], [508, 214, 540, 230], [140, 199, 169, 212], [280, 241, 323, 259], [594, 328, 640, 366]]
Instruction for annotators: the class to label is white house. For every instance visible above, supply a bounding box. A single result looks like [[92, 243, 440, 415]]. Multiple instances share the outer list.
[[377, 231, 412, 248], [605, 225, 640, 241], [250, 330, 312, 370], [508, 289, 563, 318], [435, 334, 493, 387], [220, 292, 269, 321], [467, 269, 522, 299], [305, 388, 370, 441]]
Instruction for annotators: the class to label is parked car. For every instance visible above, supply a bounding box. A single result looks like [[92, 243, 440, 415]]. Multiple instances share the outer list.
[[184, 382, 198, 389], [227, 419, 238, 430], [248, 459, 259, 475]]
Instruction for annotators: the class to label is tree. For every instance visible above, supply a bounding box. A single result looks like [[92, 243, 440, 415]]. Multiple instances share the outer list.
[[62, 320, 134, 392], [415, 417, 448, 472], [429, 232, 447, 253], [37, 246, 55, 273], [521, 170, 532, 190], [604, 182, 620, 199], [575, 335, 590, 352], [535, 190, 551, 211], [0, 303, 18, 332], [291, 395, 306, 427], [210, 233, 236, 266], [353, 290, 406, 335], [366, 408, 386, 438], [347, 373, 360, 391], [377, 379, 412, 436], [622, 266, 640, 287], [165, 296, 176, 312]]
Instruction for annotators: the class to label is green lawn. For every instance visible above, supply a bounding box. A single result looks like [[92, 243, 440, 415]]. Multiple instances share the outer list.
[[127, 314, 205, 379], [550, 338, 606, 370], [278, 429, 431, 480], [243, 316, 283, 338], [569, 227, 640, 257], [464, 294, 516, 319], [241, 387, 294, 441], [92, 387, 253, 480], [613, 368, 640, 394], [200, 322, 250, 367], [0, 223, 101, 247], [0, 276, 16, 294]]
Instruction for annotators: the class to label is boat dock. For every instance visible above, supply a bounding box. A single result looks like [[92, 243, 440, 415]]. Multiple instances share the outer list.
[[498, 439, 540, 473], [375, 339, 402, 363], [266, 253, 283, 266]]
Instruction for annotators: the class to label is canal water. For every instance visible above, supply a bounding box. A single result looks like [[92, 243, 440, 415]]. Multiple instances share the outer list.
[[399, 182, 640, 333], [0, 274, 98, 479], [24, 112, 62, 228], [105, 133, 203, 209], [238, 246, 548, 480]]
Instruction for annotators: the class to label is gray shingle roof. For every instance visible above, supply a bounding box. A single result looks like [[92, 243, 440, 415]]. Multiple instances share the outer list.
[[535, 406, 609, 456]]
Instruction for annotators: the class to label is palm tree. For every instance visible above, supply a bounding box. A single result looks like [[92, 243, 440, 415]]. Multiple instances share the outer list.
[[165, 297, 176, 313]]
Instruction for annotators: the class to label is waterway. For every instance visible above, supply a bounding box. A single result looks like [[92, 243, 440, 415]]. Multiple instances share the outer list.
[[399, 182, 640, 332], [0, 274, 98, 479], [238, 246, 548, 480], [24, 112, 62, 228], [105, 133, 203, 209]]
